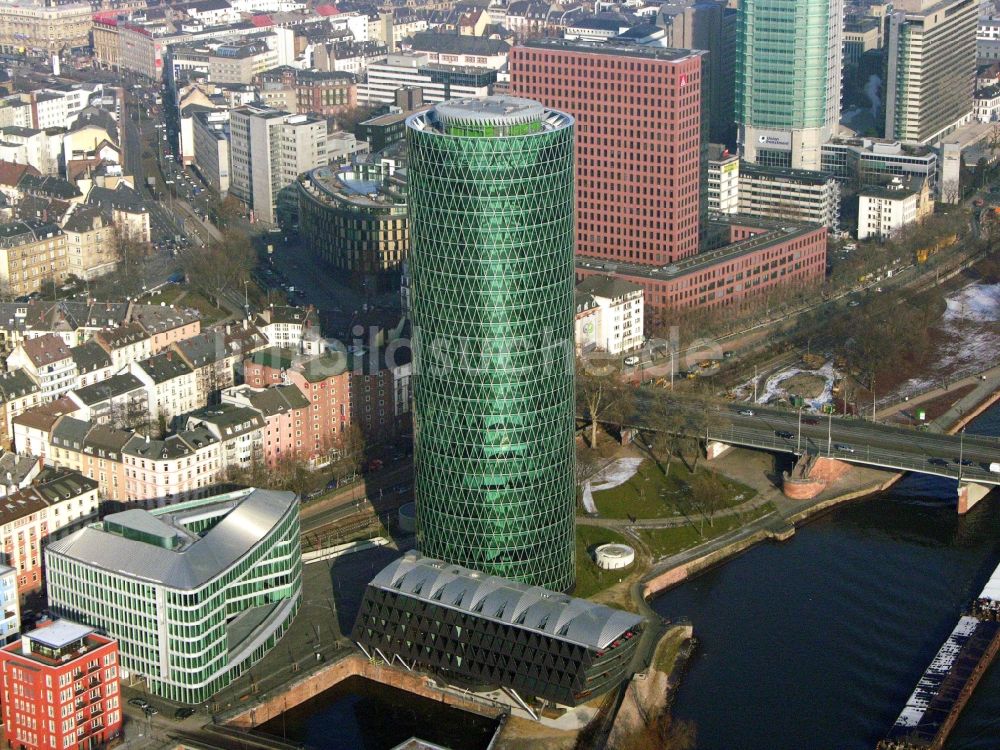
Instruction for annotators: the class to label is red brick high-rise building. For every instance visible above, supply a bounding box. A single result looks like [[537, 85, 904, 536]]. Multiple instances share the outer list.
[[510, 39, 705, 266], [0, 620, 122, 750]]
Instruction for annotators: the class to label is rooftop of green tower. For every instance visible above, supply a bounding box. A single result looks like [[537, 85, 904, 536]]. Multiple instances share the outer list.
[[407, 95, 572, 138]]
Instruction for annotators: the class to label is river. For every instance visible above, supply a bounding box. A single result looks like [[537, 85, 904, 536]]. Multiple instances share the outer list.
[[652, 405, 1000, 749]]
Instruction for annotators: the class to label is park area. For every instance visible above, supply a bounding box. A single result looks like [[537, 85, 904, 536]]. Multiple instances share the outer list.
[[584, 457, 756, 521]]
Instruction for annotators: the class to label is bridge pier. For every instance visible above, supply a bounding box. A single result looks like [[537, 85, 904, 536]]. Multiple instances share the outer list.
[[705, 440, 732, 460], [958, 482, 992, 514]]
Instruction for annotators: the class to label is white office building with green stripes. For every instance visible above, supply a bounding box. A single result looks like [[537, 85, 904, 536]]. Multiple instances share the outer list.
[[44, 488, 301, 704]]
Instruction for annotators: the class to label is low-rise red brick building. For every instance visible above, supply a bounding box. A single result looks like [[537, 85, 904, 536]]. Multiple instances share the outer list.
[[576, 218, 827, 313], [0, 619, 122, 750]]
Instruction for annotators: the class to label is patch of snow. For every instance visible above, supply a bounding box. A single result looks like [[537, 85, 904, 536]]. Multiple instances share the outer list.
[[733, 360, 840, 411], [581, 457, 644, 515], [943, 282, 1000, 324]]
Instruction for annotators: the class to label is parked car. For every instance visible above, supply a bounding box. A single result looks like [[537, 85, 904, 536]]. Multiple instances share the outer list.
[[174, 707, 196, 720], [144, 706, 158, 717], [128, 698, 148, 709], [738, 409, 755, 416], [623, 355, 640, 367]]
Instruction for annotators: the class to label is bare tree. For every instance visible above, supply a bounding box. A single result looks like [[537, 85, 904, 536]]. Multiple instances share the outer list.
[[178, 229, 255, 307], [576, 357, 631, 449]]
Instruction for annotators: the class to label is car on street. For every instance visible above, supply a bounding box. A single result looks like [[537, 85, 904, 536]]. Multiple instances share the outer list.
[[174, 707, 196, 720], [144, 706, 158, 717], [738, 409, 755, 416], [834, 444, 854, 453], [928, 457, 949, 467], [954, 457, 975, 467], [623, 355, 640, 367], [128, 698, 148, 709], [775, 430, 794, 439]]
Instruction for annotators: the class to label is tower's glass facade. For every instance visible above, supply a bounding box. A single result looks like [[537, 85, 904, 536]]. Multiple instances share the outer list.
[[736, 0, 843, 170], [406, 97, 576, 592]]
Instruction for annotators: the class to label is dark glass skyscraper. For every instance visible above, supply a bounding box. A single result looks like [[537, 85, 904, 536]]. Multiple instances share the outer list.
[[406, 96, 576, 591]]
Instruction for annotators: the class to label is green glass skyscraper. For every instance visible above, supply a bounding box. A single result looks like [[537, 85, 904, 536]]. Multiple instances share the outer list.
[[406, 96, 576, 592], [736, 0, 843, 171]]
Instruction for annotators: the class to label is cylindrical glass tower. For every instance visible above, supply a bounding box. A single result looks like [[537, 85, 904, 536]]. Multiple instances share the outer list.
[[406, 96, 576, 592]]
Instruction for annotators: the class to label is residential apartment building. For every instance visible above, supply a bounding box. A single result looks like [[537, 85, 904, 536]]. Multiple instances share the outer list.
[[230, 105, 329, 225], [120, 427, 223, 506], [0, 221, 68, 298], [48, 418, 131, 501], [510, 39, 705, 265], [46, 488, 301, 703], [61, 205, 118, 281], [253, 306, 319, 351], [0, 621, 122, 750], [0, 468, 98, 597], [738, 164, 841, 230], [183, 403, 265, 470], [7, 334, 76, 401], [0, 566, 17, 644], [221, 384, 312, 467], [858, 177, 934, 240], [574, 276, 644, 355], [0, 370, 40, 451], [884, 0, 978, 143], [129, 353, 198, 427], [66, 374, 150, 429]]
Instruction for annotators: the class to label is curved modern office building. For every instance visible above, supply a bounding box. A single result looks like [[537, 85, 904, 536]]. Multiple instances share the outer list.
[[406, 96, 576, 592], [297, 157, 409, 294], [45, 488, 301, 704], [736, 0, 843, 170]]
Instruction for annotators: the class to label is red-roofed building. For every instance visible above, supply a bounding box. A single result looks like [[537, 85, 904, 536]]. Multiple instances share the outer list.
[[316, 4, 340, 16], [0, 161, 40, 204], [250, 14, 274, 27]]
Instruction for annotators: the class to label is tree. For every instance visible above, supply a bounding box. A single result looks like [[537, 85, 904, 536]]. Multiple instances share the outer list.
[[617, 711, 696, 750], [213, 195, 244, 228], [576, 357, 631, 449], [112, 224, 152, 296], [178, 229, 255, 307], [688, 471, 728, 529]]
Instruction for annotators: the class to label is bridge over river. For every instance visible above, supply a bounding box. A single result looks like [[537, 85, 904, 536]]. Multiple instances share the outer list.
[[622, 397, 1000, 512]]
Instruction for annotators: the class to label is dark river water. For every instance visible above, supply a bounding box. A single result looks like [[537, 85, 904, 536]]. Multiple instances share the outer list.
[[652, 405, 1000, 750], [257, 675, 500, 750]]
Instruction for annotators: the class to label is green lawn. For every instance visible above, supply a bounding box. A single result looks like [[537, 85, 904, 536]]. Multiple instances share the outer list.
[[141, 283, 185, 305], [177, 290, 227, 323], [638, 501, 777, 559], [591, 459, 756, 520], [574, 525, 635, 600]]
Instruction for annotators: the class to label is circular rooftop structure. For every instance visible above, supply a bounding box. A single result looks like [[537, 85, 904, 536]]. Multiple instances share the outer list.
[[594, 544, 635, 570], [435, 95, 546, 128], [398, 502, 416, 534], [408, 95, 573, 137]]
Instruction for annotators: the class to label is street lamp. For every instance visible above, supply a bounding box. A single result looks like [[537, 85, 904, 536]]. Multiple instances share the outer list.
[[827, 409, 833, 457], [959, 428, 966, 482], [796, 408, 802, 455]]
